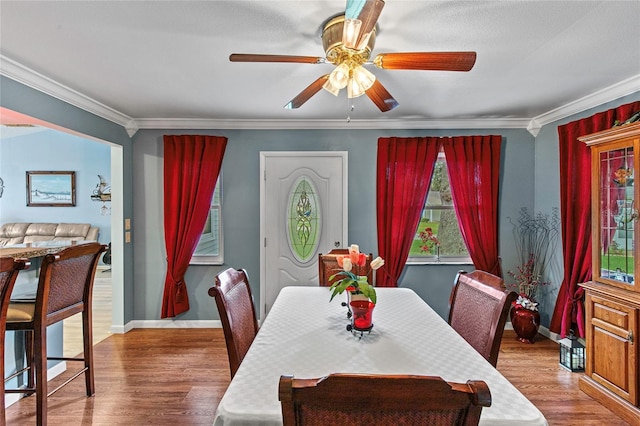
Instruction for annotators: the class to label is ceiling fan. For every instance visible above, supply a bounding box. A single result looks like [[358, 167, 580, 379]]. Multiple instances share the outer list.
[[229, 0, 476, 112]]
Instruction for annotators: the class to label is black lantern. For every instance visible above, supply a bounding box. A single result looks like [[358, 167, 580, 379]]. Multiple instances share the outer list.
[[558, 330, 585, 372]]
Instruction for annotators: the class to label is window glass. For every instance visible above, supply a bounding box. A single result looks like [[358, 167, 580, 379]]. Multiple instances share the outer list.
[[408, 153, 471, 263], [190, 176, 223, 264], [287, 176, 321, 263]]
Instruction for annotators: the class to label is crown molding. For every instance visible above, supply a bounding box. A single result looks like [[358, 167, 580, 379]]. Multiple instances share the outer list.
[[133, 117, 531, 130], [527, 75, 640, 136], [0, 54, 138, 136], [2, 54, 638, 136]]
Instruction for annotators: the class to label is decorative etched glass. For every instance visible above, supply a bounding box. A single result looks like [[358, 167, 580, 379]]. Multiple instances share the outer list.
[[287, 176, 321, 262], [599, 147, 635, 285]]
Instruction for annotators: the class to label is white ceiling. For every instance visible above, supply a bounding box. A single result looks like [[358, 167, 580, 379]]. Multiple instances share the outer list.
[[1, 0, 639, 134]]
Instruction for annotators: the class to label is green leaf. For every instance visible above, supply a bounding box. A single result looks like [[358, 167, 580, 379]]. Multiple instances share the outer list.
[[329, 279, 354, 302], [357, 281, 377, 304]]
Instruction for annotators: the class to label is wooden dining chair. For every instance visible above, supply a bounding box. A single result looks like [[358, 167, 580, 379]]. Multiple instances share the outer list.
[[279, 373, 491, 425], [318, 249, 373, 287], [0, 257, 31, 425], [448, 270, 518, 367], [4, 242, 106, 426], [208, 268, 259, 379]]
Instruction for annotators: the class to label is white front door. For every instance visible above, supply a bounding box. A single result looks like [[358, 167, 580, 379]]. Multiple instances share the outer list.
[[260, 151, 348, 319]]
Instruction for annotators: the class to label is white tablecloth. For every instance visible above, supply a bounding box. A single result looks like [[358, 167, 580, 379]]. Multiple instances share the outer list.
[[213, 286, 547, 426]]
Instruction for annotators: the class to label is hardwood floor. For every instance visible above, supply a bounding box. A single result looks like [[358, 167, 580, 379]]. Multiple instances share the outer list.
[[5, 329, 629, 425], [497, 330, 629, 425]]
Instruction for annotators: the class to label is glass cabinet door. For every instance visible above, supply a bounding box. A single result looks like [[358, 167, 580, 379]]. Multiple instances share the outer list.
[[598, 146, 635, 286]]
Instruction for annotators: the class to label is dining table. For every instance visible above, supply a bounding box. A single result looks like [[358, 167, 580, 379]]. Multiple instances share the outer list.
[[213, 286, 547, 426]]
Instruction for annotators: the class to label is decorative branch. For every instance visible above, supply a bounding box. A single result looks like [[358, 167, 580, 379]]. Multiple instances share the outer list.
[[507, 207, 560, 302]]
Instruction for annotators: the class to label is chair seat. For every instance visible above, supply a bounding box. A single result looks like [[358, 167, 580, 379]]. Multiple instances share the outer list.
[[6, 302, 36, 322]]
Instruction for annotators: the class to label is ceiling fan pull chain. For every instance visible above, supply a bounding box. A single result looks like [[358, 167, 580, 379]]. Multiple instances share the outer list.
[[346, 93, 355, 123]]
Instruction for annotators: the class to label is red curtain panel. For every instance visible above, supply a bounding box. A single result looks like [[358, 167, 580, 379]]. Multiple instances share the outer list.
[[442, 135, 502, 276], [162, 135, 227, 318], [550, 101, 640, 337], [376, 137, 440, 287]]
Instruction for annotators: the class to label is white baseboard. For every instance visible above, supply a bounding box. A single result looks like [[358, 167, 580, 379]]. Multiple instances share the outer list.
[[122, 320, 222, 330]]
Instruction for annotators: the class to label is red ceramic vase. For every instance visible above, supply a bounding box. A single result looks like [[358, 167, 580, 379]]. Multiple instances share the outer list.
[[510, 306, 540, 344], [350, 300, 375, 331]]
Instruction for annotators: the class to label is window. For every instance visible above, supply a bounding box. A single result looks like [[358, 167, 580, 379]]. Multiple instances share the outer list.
[[190, 176, 223, 264], [407, 152, 471, 264]]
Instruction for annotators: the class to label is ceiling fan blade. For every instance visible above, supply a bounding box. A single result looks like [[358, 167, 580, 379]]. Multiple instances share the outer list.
[[365, 79, 399, 112], [230, 54, 325, 64], [284, 75, 330, 109], [343, 0, 385, 50], [373, 52, 477, 71]]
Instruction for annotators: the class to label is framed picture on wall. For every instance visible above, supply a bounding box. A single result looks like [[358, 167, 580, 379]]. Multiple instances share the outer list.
[[26, 171, 76, 207]]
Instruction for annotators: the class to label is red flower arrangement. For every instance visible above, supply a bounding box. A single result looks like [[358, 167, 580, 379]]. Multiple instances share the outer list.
[[507, 253, 549, 311], [419, 227, 440, 254], [329, 244, 384, 304]]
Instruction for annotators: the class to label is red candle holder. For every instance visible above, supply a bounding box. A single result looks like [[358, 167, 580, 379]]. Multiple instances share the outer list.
[[349, 300, 375, 331]]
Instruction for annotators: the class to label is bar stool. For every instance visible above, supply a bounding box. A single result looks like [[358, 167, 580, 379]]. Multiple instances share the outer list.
[[4, 242, 106, 426], [0, 257, 31, 425]]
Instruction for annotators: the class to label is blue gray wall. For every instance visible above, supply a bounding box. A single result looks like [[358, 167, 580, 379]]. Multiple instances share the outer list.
[[133, 128, 535, 321], [0, 76, 135, 324], [0, 129, 112, 245]]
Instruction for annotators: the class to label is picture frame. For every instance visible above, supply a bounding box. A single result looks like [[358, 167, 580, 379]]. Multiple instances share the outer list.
[[26, 171, 76, 207]]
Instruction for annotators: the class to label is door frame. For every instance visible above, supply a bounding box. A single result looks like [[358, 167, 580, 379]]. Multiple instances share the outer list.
[[259, 151, 348, 321]]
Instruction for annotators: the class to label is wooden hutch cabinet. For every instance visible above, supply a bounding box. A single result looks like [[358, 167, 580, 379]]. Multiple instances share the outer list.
[[579, 122, 640, 425]]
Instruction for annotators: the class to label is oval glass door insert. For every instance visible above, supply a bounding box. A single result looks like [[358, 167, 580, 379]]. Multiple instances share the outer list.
[[287, 176, 321, 262]]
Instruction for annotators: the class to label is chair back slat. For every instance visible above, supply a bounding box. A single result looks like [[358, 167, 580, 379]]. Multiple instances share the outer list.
[[448, 270, 517, 367], [34, 243, 105, 318], [318, 249, 373, 287], [279, 374, 491, 425], [0, 258, 30, 315], [209, 268, 259, 378], [47, 254, 94, 313]]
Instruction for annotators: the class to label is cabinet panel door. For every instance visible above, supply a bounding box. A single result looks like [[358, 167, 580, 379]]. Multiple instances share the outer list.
[[587, 294, 638, 404], [592, 143, 637, 290]]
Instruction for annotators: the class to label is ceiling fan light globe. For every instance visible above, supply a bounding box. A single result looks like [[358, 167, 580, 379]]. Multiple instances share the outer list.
[[328, 63, 350, 89], [347, 78, 365, 99], [322, 80, 341, 96], [342, 18, 362, 49], [348, 66, 376, 98], [353, 66, 376, 89]]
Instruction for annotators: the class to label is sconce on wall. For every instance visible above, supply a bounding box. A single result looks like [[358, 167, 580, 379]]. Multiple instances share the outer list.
[[91, 174, 111, 215]]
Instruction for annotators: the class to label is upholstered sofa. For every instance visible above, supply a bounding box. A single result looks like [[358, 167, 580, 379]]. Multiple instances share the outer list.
[[0, 222, 100, 247]]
